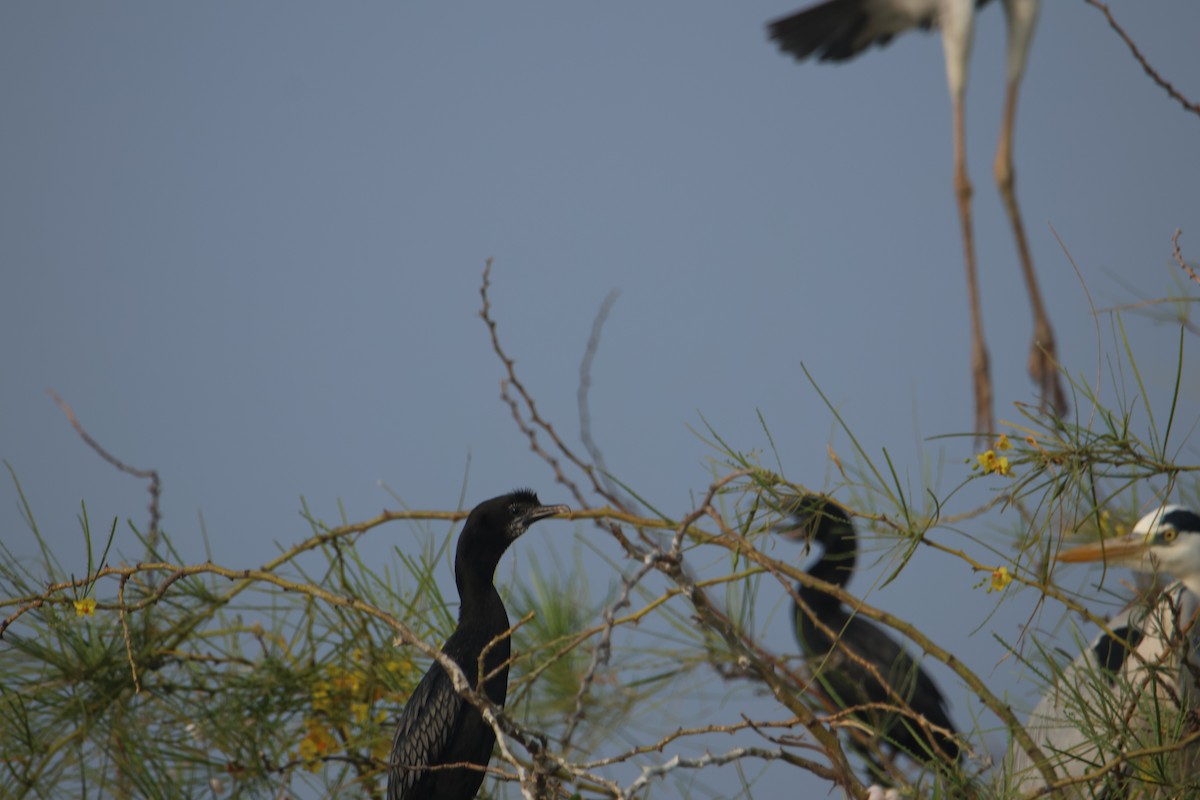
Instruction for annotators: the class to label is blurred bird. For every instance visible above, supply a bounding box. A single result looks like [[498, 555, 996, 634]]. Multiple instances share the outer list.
[[1007, 505, 1200, 796], [774, 495, 961, 772], [387, 490, 569, 800], [767, 0, 1067, 434]]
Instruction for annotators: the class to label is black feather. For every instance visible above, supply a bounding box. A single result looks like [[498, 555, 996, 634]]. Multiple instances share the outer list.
[[1092, 625, 1145, 685], [778, 495, 960, 765], [387, 490, 564, 800], [767, 0, 994, 64]]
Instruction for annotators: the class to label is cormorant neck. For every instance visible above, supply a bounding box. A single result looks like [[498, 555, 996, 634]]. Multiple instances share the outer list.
[[805, 528, 857, 589], [795, 527, 860, 654], [454, 545, 509, 630], [449, 552, 512, 704]]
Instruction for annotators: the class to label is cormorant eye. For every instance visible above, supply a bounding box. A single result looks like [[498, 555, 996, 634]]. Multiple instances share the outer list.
[[1161, 528, 1178, 544]]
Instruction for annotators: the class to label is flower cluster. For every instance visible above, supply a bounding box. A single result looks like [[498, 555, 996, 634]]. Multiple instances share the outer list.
[[295, 648, 419, 773], [297, 720, 338, 768], [974, 433, 1013, 477]]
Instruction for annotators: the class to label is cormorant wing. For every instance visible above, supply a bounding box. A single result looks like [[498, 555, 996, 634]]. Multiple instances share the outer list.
[[842, 613, 954, 723], [388, 661, 472, 800]]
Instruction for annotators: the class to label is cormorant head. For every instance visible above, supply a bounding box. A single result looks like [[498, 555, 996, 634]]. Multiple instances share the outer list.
[[772, 494, 854, 548], [457, 489, 570, 566], [1057, 505, 1200, 581], [450, 489, 569, 614], [495, 488, 569, 543]]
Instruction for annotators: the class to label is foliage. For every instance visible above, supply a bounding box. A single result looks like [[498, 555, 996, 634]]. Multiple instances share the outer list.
[[3, 256, 1200, 799]]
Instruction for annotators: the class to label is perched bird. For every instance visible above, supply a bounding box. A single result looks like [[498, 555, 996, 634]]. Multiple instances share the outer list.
[[767, 0, 1067, 434], [775, 495, 961, 770], [387, 490, 569, 800], [1007, 506, 1200, 796]]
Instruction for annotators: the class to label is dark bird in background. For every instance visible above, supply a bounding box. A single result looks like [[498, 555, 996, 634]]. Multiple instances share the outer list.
[[774, 495, 961, 771], [767, 0, 1067, 435], [387, 490, 569, 800]]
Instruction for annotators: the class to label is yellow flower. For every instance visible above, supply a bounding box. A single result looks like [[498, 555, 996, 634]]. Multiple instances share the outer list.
[[995, 433, 1012, 451], [297, 737, 321, 770], [989, 566, 1013, 593], [74, 597, 97, 617], [351, 701, 370, 725], [975, 449, 1012, 476], [297, 722, 337, 772]]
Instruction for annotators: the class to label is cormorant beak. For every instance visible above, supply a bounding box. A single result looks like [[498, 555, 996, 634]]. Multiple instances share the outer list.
[[520, 503, 571, 527], [771, 518, 810, 543], [768, 495, 833, 546], [1057, 531, 1150, 565]]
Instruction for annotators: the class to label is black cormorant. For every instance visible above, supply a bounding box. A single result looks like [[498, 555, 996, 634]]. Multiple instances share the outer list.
[[387, 489, 569, 800], [775, 495, 960, 768]]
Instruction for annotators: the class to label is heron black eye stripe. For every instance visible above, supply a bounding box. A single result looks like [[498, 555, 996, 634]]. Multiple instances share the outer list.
[[1161, 509, 1200, 534]]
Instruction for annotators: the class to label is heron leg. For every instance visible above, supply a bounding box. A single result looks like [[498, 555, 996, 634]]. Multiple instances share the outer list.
[[995, 81, 1069, 418], [952, 96, 994, 437], [938, 2, 992, 438]]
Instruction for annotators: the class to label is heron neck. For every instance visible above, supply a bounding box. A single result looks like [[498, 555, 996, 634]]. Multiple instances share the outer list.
[[1180, 575, 1200, 599]]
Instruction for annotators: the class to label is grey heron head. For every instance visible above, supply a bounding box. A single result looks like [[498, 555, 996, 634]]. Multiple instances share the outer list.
[[1057, 506, 1200, 581]]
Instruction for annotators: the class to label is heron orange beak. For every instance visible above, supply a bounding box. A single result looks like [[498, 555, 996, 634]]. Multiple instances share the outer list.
[[1056, 533, 1149, 564]]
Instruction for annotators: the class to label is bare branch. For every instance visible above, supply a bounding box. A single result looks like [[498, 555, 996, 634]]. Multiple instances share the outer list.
[[560, 546, 656, 754], [1173, 229, 1200, 288], [479, 259, 629, 516], [49, 389, 161, 539], [579, 290, 632, 509], [1083, 0, 1200, 118]]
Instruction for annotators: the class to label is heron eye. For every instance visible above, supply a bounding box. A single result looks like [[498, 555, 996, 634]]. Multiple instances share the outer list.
[[1161, 528, 1178, 543]]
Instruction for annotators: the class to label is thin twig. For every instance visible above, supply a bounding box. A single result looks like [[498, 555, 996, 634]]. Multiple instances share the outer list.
[[578, 290, 632, 509], [479, 260, 628, 516], [48, 389, 161, 539], [560, 548, 656, 753], [1083, 0, 1200, 118], [117, 574, 140, 693], [1173, 229, 1200, 288], [481, 260, 641, 566]]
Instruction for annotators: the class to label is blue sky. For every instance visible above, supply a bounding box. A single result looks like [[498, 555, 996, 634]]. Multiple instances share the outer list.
[[3, 3, 1199, 797]]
